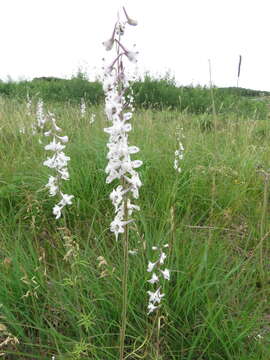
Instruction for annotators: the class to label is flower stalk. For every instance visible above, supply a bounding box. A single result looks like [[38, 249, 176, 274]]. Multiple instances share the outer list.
[[103, 8, 141, 360]]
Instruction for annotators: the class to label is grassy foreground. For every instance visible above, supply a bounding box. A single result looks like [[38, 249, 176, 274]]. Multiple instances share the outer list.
[[1, 98, 270, 359]]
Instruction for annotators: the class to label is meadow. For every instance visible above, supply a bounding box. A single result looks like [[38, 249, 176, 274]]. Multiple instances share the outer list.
[[0, 88, 270, 359]]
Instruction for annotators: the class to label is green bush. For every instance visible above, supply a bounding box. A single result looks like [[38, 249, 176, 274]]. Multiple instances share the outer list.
[[0, 73, 269, 119]]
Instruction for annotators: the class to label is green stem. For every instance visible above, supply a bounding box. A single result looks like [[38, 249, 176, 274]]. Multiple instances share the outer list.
[[260, 172, 269, 282], [119, 193, 129, 360], [155, 309, 161, 359]]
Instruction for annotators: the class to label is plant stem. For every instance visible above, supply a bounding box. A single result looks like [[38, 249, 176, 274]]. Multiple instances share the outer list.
[[155, 311, 161, 359], [259, 171, 269, 282], [169, 204, 176, 258], [119, 193, 129, 360]]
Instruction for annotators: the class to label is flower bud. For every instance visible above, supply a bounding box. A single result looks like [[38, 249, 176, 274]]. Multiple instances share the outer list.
[[123, 7, 138, 26], [103, 38, 114, 51]]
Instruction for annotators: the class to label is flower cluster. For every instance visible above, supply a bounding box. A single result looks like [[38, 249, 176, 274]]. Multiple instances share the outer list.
[[103, 7, 142, 240], [174, 126, 184, 173], [43, 112, 73, 219], [89, 113, 96, 125], [147, 244, 170, 314], [80, 98, 86, 117], [26, 92, 32, 116], [36, 99, 47, 130], [32, 99, 47, 135]]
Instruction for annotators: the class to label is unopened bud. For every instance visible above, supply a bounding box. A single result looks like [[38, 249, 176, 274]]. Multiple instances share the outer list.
[[123, 7, 138, 26]]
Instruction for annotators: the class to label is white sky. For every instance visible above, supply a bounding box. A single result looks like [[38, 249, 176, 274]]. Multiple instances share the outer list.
[[1, 0, 270, 90]]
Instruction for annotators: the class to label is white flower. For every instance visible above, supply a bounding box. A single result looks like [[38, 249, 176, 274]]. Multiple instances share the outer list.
[[55, 152, 70, 168], [90, 114, 96, 124], [147, 261, 157, 272], [126, 51, 138, 63], [159, 252, 166, 265], [148, 273, 159, 284], [127, 200, 140, 216], [124, 172, 142, 199], [48, 113, 62, 132], [103, 27, 115, 51], [44, 130, 52, 137], [160, 268, 170, 280], [106, 168, 121, 184], [103, 37, 114, 51], [110, 217, 126, 240], [124, 112, 132, 120], [43, 156, 56, 169], [127, 18, 138, 26], [45, 176, 58, 196], [128, 146, 140, 154], [103, 77, 114, 92], [127, 172, 142, 188], [147, 302, 159, 314], [58, 167, 70, 180], [131, 160, 143, 169], [53, 204, 62, 219], [255, 334, 264, 341], [59, 193, 74, 207], [174, 159, 181, 173], [56, 135, 69, 143], [147, 287, 165, 304], [110, 186, 124, 210], [45, 138, 65, 152], [128, 250, 138, 255]]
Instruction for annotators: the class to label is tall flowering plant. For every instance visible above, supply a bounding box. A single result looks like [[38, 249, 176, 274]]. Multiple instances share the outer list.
[[103, 7, 141, 359]]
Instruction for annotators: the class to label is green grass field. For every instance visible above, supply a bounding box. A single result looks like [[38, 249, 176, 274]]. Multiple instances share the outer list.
[[1, 97, 270, 359]]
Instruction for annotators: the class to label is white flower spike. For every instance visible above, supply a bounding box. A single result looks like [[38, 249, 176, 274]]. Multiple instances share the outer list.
[[103, 7, 142, 241], [147, 244, 170, 315], [43, 112, 73, 219]]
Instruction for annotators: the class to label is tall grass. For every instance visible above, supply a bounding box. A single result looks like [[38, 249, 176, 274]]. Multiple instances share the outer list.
[[0, 99, 270, 358]]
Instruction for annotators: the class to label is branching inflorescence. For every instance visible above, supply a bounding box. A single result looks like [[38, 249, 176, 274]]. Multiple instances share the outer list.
[[103, 7, 142, 241], [43, 112, 74, 219]]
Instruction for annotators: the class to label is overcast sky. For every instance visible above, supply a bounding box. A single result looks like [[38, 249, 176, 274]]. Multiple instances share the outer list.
[[1, 0, 270, 90]]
